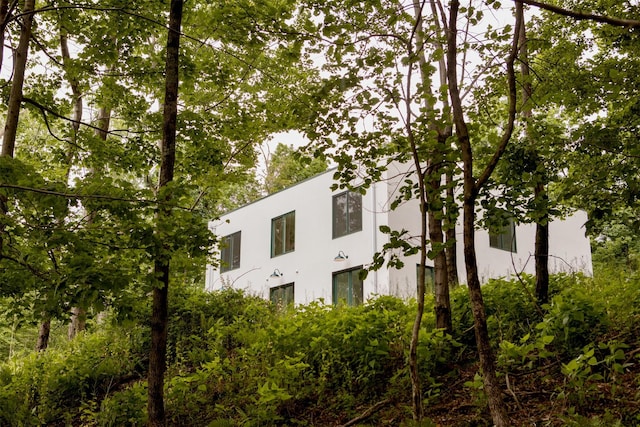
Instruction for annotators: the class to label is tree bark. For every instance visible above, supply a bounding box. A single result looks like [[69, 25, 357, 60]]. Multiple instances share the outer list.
[[0, 0, 33, 248], [35, 318, 51, 351], [68, 307, 86, 339], [412, 0, 452, 334], [445, 170, 459, 286], [428, 170, 451, 333], [147, 1, 183, 425], [2, 0, 35, 157], [0, 0, 9, 74], [534, 188, 550, 304]]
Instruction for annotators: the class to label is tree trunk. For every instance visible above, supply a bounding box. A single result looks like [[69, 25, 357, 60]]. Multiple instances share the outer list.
[[0, 0, 9, 74], [411, 0, 452, 334], [35, 318, 51, 351], [147, 1, 183, 425], [462, 199, 509, 425], [2, 0, 35, 157], [517, 9, 550, 304], [60, 19, 88, 340], [409, 194, 427, 421], [535, 185, 550, 304], [445, 171, 459, 286], [428, 176, 451, 333], [1, 0, 34, 250], [445, 1, 521, 425], [68, 307, 86, 339]]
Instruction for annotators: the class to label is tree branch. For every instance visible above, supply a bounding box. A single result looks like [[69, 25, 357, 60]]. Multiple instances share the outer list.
[[339, 398, 393, 427], [515, 0, 640, 28], [473, 3, 521, 194], [0, 184, 191, 210]]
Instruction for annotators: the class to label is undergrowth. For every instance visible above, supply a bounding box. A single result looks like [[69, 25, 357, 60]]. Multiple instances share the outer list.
[[0, 271, 638, 426]]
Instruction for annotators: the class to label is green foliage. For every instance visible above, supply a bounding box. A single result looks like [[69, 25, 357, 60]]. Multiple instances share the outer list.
[[536, 287, 609, 357], [481, 275, 544, 343], [264, 143, 328, 194], [160, 293, 457, 425], [88, 382, 148, 427], [0, 324, 147, 425], [1, 271, 638, 425]]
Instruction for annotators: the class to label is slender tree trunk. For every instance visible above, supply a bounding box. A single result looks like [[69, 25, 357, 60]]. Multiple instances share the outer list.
[[517, 10, 550, 304], [60, 19, 89, 340], [0, 0, 34, 236], [2, 0, 35, 157], [428, 171, 451, 333], [147, 1, 182, 425], [445, 1, 522, 425], [535, 187, 549, 304], [412, 0, 452, 334], [445, 170, 459, 286], [409, 195, 427, 421], [35, 318, 51, 351], [0, 0, 9, 74]]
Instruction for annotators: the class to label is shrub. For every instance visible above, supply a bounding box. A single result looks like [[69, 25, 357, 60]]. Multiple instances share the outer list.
[[0, 325, 146, 425], [537, 288, 608, 357]]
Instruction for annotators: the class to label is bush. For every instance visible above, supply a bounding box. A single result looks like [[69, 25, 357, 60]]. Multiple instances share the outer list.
[[167, 287, 275, 368], [0, 325, 146, 425], [91, 382, 148, 426], [537, 287, 608, 357]]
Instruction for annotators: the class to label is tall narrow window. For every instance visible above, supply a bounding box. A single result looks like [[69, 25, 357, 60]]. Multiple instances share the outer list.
[[489, 217, 517, 252], [270, 283, 294, 307], [220, 231, 241, 272], [271, 211, 295, 257], [332, 267, 364, 306], [333, 191, 362, 238], [416, 265, 435, 294]]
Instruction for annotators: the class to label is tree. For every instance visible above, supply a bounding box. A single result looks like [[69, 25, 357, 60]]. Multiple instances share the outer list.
[[147, 1, 182, 423], [0, 0, 314, 353], [526, 0, 640, 242], [263, 142, 328, 194], [298, 0, 468, 419]]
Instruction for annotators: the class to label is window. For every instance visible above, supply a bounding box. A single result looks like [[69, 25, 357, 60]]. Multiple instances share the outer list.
[[489, 217, 517, 252], [270, 283, 294, 307], [220, 231, 241, 272], [416, 265, 435, 294], [333, 191, 362, 238], [271, 211, 295, 257], [332, 267, 364, 306]]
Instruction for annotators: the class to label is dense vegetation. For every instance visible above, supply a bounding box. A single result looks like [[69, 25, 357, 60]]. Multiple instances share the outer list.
[[0, 0, 638, 425], [1, 252, 638, 426]]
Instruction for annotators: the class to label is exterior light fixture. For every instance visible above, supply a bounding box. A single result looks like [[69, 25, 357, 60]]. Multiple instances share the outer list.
[[334, 251, 348, 262], [270, 269, 283, 278]]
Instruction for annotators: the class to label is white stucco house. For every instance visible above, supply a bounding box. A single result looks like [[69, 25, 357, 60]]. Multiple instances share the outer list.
[[205, 162, 592, 305]]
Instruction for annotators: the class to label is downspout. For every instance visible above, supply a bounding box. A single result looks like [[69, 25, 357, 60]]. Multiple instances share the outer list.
[[371, 182, 378, 294]]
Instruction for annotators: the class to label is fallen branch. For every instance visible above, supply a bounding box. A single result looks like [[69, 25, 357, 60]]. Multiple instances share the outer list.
[[339, 398, 393, 427]]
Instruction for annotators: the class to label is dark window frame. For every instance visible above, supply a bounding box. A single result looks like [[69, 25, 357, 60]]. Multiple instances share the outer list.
[[489, 217, 517, 252], [270, 282, 295, 307], [416, 264, 435, 294], [220, 231, 241, 272], [271, 211, 295, 257], [332, 190, 363, 239], [332, 266, 364, 306]]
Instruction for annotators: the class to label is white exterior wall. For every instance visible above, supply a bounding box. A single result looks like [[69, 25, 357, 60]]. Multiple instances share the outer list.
[[206, 167, 592, 304], [206, 170, 391, 304]]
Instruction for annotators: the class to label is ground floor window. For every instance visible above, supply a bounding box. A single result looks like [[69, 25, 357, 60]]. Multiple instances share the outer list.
[[416, 264, 435, 295], [332, 267, 364, 306], [270, 282, 294, 307], [489, 216, 517, 252]]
